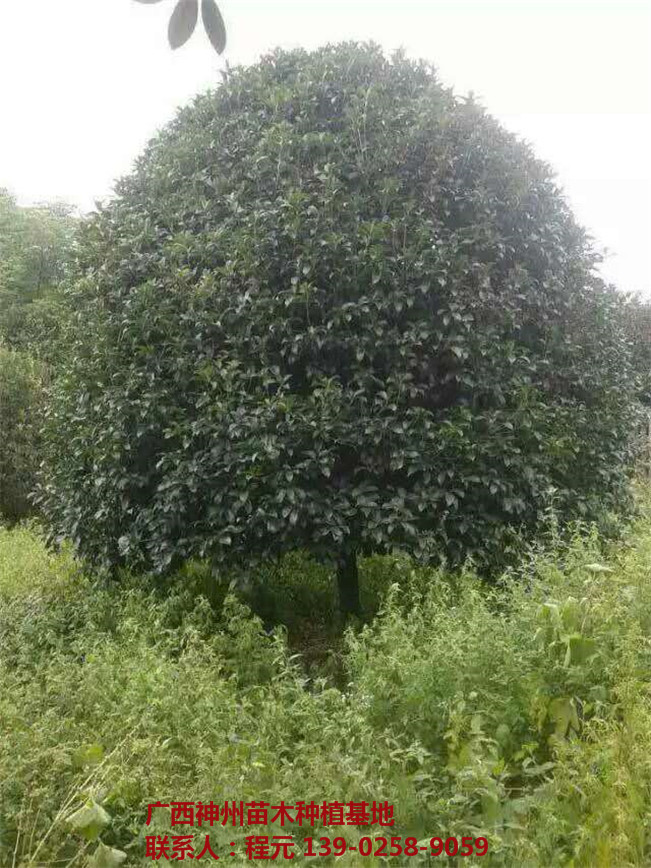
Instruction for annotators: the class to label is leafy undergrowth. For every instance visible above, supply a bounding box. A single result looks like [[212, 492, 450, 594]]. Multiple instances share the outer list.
[[1, 502, 651, 867]]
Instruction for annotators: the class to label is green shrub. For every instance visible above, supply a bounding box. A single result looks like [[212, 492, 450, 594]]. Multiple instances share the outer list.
[[0, 346, 43, 520], [3, 501, 651, 866]]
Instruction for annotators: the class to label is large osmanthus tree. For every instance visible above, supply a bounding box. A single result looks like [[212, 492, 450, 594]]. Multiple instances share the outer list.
[[39, 44, 637, 613]]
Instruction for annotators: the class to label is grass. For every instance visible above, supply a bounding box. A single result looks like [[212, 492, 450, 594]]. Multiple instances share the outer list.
[[1, 494, 651, 866]]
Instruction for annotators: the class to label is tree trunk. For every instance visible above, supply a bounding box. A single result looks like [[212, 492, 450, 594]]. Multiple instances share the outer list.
[[336, 549, 361, 617]]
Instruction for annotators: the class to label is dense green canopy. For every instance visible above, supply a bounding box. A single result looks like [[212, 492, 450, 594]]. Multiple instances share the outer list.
[[40, 44, 637, 606]]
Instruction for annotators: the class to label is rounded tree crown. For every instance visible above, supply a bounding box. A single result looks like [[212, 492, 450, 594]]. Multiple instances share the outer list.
[[42, 43, 637, 573]]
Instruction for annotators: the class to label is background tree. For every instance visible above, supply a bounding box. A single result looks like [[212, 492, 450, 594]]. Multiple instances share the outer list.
[[623, 296, 651, 406], [0, 191, 76, 521], [0, 347, 43, 520], [0, 190, 77, 356], [39, 44, 638, 613]]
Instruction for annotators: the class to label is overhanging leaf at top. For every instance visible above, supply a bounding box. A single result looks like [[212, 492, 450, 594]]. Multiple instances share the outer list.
[[134, 0, 227, 54], [202, 0, 227, 54], [168, 0, 199, 49]]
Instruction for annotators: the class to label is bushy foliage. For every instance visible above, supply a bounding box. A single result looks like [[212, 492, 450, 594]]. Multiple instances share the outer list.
[[2, 501, 651, 866], [40, 44, 637, 591], [0, 346, 43, 520]]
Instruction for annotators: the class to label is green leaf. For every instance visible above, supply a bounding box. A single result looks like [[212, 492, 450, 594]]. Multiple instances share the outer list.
[[548, 697, 580, 739], [73, 743, 105, 769], [566, 633, 598, 666], [481, 791, 501, 823], [66, 799, 111, 841], [560, 597, 580, 632], [201, 0, 226, 53], [88, 842, 127, 868], [168, 0, 199, 49]]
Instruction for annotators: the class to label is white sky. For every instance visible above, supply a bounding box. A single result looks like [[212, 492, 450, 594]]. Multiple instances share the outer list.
[[1, 0, 649, 294]]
